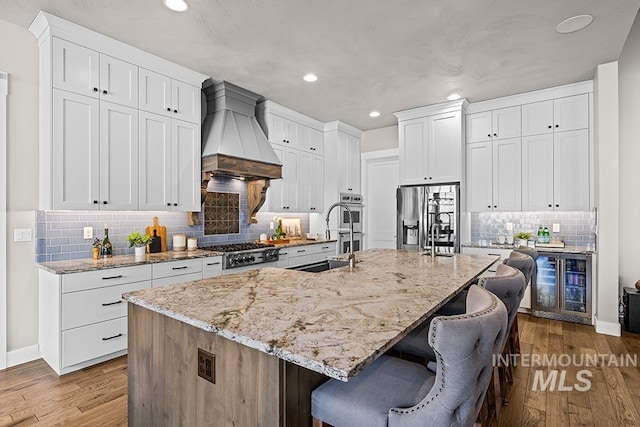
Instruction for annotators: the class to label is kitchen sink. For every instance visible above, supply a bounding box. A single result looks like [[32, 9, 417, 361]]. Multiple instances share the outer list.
[[289, 259, 351, 273], [421, 251, 455, 257]]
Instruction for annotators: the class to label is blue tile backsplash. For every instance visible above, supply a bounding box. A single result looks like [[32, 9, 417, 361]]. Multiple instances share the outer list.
[[36, 177, 309, 262]]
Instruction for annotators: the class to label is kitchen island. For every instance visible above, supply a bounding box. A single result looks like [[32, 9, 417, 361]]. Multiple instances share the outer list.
[[124, 249, 497, 426]]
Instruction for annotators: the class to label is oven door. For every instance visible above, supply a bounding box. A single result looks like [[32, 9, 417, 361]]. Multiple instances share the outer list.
[[339, 205, 363, 232], [339, 232, 363, 254]]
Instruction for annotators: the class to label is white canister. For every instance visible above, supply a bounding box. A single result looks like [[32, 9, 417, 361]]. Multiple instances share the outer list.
[[259, 233, 268, 242], [187, 237, 197, 251], [173, 234, 186, 251]]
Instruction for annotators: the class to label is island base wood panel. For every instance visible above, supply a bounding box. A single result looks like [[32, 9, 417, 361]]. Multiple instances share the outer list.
[[127, 304, 326, 426]]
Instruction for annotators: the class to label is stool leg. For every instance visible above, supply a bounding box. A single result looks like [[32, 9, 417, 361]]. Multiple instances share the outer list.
[[511, 316, 521, 355]]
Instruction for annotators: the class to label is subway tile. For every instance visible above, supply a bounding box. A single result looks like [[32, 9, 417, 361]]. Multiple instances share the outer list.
[[35, 254, 48, 263], [36, 239, 47, 255], [48, 237, 69, 246], [47, 245, 61, 254], [51, 253, 70, 261]]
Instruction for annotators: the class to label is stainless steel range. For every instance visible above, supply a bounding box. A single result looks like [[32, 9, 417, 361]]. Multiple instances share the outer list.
[[199, 243, 280, 275]]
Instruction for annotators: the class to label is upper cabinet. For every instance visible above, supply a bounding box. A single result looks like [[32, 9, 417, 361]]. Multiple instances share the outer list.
[[31, 12, 208, 211], [257, 101, 326, 213], [466, 106, 520, 143], [521, 94, 588, 136], [139, 69, 200, 124], [396, 100, 466, 186]]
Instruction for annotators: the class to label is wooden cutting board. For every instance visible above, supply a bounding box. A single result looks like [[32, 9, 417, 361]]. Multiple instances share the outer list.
[[146, 217, 167, 252]]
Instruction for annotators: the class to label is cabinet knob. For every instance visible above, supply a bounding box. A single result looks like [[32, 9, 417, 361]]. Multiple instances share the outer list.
[[487, 134, 491, 138], [93, 87, 98, 92], [282, 139, 286, 143], [555, 204, 559, 207], [548, 125, 552, 129], [167, 203, 171, 206], [555, 124, 559, 128], [173, 203, 178, 206], [494, 205, 497, 208], [173, 109, 178, 113], [102, 90, 107, 95], [429, 177, 432, 180], [493, 133, 497, 137], [93, 200, 98, 204], [488, 205, 491, 208], [167, 108, 171, 112], [548, 204, 552, 207], [102, 201, 107, 204]]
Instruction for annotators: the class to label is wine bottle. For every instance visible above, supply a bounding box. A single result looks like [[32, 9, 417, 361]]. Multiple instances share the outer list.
[[102, 226, 113, 257], [543, 226, 550, 244]]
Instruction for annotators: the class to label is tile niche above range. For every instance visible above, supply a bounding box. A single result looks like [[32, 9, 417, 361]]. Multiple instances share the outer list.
[[204, 192, 240, 235]]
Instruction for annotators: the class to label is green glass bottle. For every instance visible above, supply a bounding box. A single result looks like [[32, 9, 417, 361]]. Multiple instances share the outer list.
[[102, 226, 113, 257], [543, 226, 550, 244]]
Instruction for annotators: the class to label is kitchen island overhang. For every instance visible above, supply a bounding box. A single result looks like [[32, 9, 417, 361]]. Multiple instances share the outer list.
[[124, 249, 498, 425]]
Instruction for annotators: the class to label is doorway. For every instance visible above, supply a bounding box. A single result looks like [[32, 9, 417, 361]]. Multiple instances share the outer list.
[[362, 149, 399, 249], [1, 72, 8, 369]]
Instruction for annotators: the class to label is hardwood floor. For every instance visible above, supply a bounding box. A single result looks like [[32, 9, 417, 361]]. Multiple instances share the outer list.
[[1, 314, 639, 426]]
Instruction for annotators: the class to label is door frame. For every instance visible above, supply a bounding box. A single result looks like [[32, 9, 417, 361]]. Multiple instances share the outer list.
[[361, 148, 399, 250], [1, 72, 8, 369]]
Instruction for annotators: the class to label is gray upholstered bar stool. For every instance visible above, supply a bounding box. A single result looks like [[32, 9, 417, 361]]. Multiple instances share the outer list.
[[504, 248, 538, 356], [311, 285, 508, 427]]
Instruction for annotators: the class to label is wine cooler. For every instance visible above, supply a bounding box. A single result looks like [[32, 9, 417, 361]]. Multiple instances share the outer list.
[[532, 252, 592, 324]]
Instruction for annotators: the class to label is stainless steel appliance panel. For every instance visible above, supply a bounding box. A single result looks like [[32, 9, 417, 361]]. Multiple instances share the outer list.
[[339, 232, 363, 254], [338, 193, 363, 232]]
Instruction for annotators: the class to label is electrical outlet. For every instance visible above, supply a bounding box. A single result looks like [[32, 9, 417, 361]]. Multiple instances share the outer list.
[[198, 348, 215, 384], [83, 227, 93, 239], [269, 221, 274, 230], [13, 228, 32, 242], [552, 223, 560, 233], [506, 223, 513, 231]]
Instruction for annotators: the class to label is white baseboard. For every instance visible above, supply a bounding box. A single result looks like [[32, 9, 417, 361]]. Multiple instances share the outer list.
[[7, 344, 41, 368], [594, 316, 621, 337]]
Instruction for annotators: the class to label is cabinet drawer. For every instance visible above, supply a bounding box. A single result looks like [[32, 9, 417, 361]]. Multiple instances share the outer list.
[[153, 259, 202, 279], [62, 280, 151, 330], [62, 265, 152, 293], [62, 317, 127, 368], [202, 257, 223, 279], [153, 271, 202, 288]]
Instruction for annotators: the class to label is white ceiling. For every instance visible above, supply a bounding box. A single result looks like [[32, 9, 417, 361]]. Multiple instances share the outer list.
[[0, 0, 639, 131]]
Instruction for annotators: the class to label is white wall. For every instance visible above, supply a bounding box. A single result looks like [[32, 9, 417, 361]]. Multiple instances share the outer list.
[[593, 62, 620, 335], [0, 19, 39, 353], [361, 125, 398, 152], [619, 12, 640, 290]]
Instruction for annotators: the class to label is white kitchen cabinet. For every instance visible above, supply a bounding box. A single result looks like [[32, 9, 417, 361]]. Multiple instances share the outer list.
[[139, 68, 200, 124], [52, 90, 138, 210], [39, 264, 152, 375], [286, 242, 338, 268], [399, 117, 427, 186], [521, 94, 588, 136], [266, 145, 301, 212], [152, 258, 203, 287], [466, 106, 520, 143], [466, 137, 521, 212], [202, 256, 223, 279], [309, 154, 324, 212], [428, 111, 462, 184], [337, 132, 361, 193], [522, 129, 589, 211], [139, 112, 200, 212], [53, 38, 138, 108], [298, 151, 312, 212], [299, 126, 324, 155]]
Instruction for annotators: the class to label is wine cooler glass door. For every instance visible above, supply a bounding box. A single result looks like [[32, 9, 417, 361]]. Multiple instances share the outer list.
[[535, 255, 560, 311]]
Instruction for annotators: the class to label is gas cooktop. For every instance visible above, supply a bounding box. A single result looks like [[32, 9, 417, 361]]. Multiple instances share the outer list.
[[199, 242, 279, 270], [199, 242, 275, 253]]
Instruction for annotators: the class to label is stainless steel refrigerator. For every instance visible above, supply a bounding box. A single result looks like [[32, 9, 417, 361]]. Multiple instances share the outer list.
[[532, 252, 592, 324], [396, 184, 460, 253]]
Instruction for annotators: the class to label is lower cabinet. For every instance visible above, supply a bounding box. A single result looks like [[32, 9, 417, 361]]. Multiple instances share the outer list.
[[285, 242, 338, 268], [39, 264, 152, 375], [152, 258, 202, 287], [461, 247, 531, 310]]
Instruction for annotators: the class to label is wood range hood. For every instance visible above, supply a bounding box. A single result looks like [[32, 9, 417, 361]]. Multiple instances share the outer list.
[[200, 81, 282, 223]]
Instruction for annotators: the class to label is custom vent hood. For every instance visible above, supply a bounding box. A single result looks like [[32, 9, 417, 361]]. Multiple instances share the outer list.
[[201, 81, 282, 223]]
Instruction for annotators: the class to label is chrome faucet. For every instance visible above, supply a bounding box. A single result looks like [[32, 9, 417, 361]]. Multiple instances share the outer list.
[[326, 202, 356, 268], [429, 221, 439, 258]]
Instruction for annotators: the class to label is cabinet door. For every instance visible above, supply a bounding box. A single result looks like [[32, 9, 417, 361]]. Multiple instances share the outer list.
[[139, 68, 172, 117], [399, 118, 427, 185], [52, 38, 99, 98], [428, 111, 461, 183], [285, 120, 301, 149], [554, 94, 588, 132], [297, 151, 312, 212], [466, 142, 492, 212], [99, 101, 138, 211], [310, 128, 324, 155], [492, 106, 521, 140], [347, 135, 361, 193], [522, 100, 553, 136], [171, 120, 200, 211], [299, 126, 323, 155], [492, 137, 521, 211], [172, 80, 200, 124], [466, 111, 492, 143], [268, 115, 288, 145], [521, 134, 554, 211], [139, 112, 172, 210], [267, 145, 285, 210], [99, 54, 138, 108], [310, 154, 324, 212], [52, 90, 100, 209], [553, 129, 589, 211], [283, 147, 299, 210]]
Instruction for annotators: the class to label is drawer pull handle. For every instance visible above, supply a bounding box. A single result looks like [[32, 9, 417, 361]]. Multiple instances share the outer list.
[[102, 333, 123, 341], [101, 300, 122, 307], [172, 266, 188, 270], [488, 253, 501, 256], [297, 249, 306, 253], [322, 246, 330, 249], [102, 275, 123, 280], [206, 262, 221, 266]]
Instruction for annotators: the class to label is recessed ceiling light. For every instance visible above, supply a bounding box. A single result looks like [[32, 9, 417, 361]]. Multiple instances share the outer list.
[[163, 0, 189, 12], [556, 15, 593, 34], [447, 93, 461, 101], [369, 111, 381, 118], [303, 74, 318, 82]]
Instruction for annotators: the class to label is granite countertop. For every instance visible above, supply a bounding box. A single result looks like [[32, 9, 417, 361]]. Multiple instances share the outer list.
[[462, 242, 596, 254], [271, 238, 337, 249], [123, 249, 497, 382], [37, 249, 223, 274]]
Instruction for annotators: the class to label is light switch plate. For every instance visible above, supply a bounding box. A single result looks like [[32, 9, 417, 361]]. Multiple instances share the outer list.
[[506, 223, 513, 231], [552, 223, 560, 233], [14, 228, 32, 242], [83, 227, 93, 239]]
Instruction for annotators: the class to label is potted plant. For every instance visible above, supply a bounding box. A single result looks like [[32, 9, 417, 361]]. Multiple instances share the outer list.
[[128, 231, 151, 257], [271, 216, 287, 242], [514, 232, 532, 248], [92, 237, 102, 259]]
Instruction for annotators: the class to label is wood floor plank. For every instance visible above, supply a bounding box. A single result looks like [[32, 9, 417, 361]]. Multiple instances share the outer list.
[[520, 404, 545, 427], [588, 390, 619, 427], [568, 402, 595, 426], [545, 392, 569, 426]]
